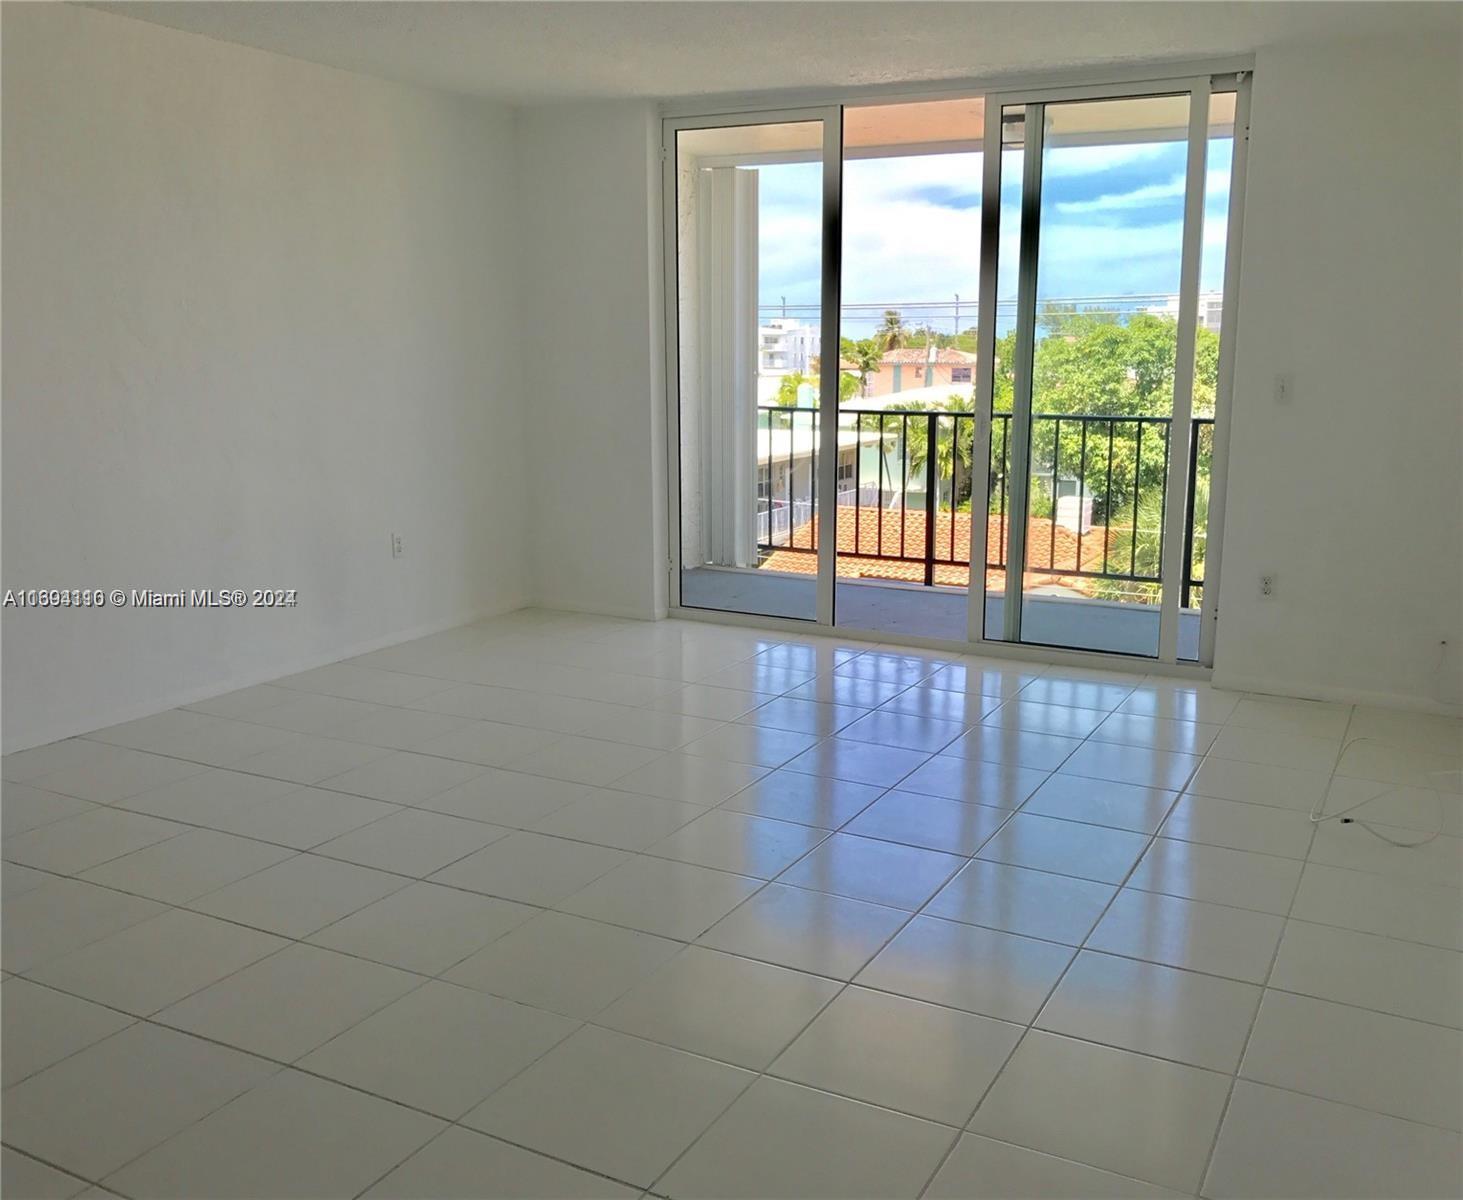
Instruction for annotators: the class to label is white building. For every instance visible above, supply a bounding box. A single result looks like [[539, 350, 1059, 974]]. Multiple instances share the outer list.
[[1143, 290, 1224, 330], [758, 318, 821, 374]]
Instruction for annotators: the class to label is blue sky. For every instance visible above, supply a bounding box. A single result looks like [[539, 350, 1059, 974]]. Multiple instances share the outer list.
[[757, 138, 1233, 338]]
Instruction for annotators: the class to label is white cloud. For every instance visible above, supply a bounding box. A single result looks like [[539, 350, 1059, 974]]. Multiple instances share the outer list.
[[1054, 175, 1186, 214], [753, 139, 1237, 316], [1039, 141, 1172, 178]]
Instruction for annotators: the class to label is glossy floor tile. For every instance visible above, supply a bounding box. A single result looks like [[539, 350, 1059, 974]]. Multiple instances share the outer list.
[[843, 790, 1010, 857], [1, 977, 135, 1088], [596, 945, 840, 1069], [1, 1023, 277, 1181], [154, 942, 421, 1062], [926, 1133, 1183, 1199], [445, 909, 679, 1019], [296, 979, 576, 1118], [769, 986, 1021, 1124], [1035, 950, 1260, 1072], [970, 1031, 1231, 1193], [363, 1126, 638, 1199], [462, 1025, 752, 1187], [1087, 887, 1285, 983], [557, 853, 762, 940], [1128, 834, 1305, 914], [107, 1068, 444, 1200], [658, 1076, 954, 1199], [925, 858, 1115, 945], [779, 831, 964, 910], [3, 609, 1459, 1198], [697, 882, 907, 980], [857, 915, 1073, 1023], [1239, 989, 1462, 1130], [26, 907, 287, 1016], [1205, 1080, 1462, 1199]]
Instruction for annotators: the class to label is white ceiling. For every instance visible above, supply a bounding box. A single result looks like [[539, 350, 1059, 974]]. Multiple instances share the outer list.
[[90, 2, 1458, 105]]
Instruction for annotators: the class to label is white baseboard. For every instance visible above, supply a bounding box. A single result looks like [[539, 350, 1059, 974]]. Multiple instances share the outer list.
[[23, 599, 1452, 753], [6, 598, 525, 753], [530, 595, 659, 622], [1210, 671, 1463, 717]]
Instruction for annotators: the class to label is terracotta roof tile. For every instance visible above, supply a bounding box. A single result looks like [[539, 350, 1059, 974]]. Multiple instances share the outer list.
[[760, 509, 1152, 599], [878, 348, 979, 366]]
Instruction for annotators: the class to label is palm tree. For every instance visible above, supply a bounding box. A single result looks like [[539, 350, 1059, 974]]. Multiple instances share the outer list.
[[847, 339, 882, 397], [1088, 485, 1169, 604], [886, 392, 977, 507], [876, 309, 907, 352]]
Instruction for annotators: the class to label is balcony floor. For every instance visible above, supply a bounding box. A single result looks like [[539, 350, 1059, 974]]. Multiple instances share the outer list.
[[681, 567, 1201, 659]]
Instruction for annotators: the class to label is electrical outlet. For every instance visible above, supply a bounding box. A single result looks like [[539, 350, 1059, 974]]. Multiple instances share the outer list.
[[1259, 573, 1276, 599], [1275, 373, 1293, 404], [391, 532, 404, 559]]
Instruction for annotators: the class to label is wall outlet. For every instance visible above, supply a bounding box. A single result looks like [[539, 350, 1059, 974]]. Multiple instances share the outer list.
[[1259, 573, 1276, 599], [1275, 373, 1293, 404], [391, 532, 404, 559]]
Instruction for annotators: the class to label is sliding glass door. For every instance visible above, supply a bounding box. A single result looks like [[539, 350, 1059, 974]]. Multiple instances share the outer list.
[[669, 111, 840, 622], [832, 99, 985, 642], [978, 78, 1242, 661], [666, 71, 1247, 667]]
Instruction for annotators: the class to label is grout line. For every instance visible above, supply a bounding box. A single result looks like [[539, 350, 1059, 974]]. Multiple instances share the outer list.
[[0, 1143, 107, 1196], [1192, 701, 1356, 1198], [8, 765, 1455, 997], [645, 708, 1031, 1192], [914, 705, 1208, 1196], [7, 617, 1459, 1197]]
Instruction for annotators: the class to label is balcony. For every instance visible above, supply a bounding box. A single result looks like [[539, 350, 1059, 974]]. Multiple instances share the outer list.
[[682, 405, 1212, 657]]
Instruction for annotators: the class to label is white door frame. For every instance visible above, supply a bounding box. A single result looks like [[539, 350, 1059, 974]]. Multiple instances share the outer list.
[[1198, 73, 1252, 667]]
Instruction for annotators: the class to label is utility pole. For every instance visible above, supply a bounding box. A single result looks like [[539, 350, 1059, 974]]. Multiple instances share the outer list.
[[954, 293, 960, 339]]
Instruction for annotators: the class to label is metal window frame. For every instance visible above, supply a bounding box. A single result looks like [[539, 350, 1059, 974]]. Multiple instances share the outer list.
[[1157, 78, 1213, 662], [661, 106, 841, 625], [660, 59, 1253, 674], [1000, 101, 1046, 645], [1197, 73, 1253, 667], [978, 73, 1245, 665]]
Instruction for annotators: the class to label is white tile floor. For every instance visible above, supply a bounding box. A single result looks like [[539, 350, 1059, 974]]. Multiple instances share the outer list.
[[3, 608, 1461, 1199]]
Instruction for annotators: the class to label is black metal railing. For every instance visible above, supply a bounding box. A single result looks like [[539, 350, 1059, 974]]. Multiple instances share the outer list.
[[755, 405, 1212, 608]]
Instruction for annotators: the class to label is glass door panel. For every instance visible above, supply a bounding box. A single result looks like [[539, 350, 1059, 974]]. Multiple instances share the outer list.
[[832, 98, 985, 641], [673, 119, 826, 621], [1004, 93, 1199, 657]]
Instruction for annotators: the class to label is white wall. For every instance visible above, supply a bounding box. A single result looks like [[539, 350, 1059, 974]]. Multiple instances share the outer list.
[[510, 32, 1462, 712], [1212, 32, 1463, 710], [2, 4, 527, 750], [5, 8, 1458, 747], [513, 102, 668, 621]]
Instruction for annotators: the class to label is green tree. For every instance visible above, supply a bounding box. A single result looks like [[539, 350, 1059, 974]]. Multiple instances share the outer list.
[[774, 372, 810, 407], [885, 392, 977, 509], [776, 369, 863, 407], [989, 314, 1220, 530], [840, 337, 883, 398], [876, 309, 908, 352], [903, 326, 955, 350]]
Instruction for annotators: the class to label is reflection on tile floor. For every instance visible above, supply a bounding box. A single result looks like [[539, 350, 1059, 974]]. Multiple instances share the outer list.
[[2, 608, 1460, 1199]]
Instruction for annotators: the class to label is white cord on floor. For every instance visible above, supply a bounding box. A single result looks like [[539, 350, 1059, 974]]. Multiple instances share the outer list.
[[1308, 736, 1458, 848]]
